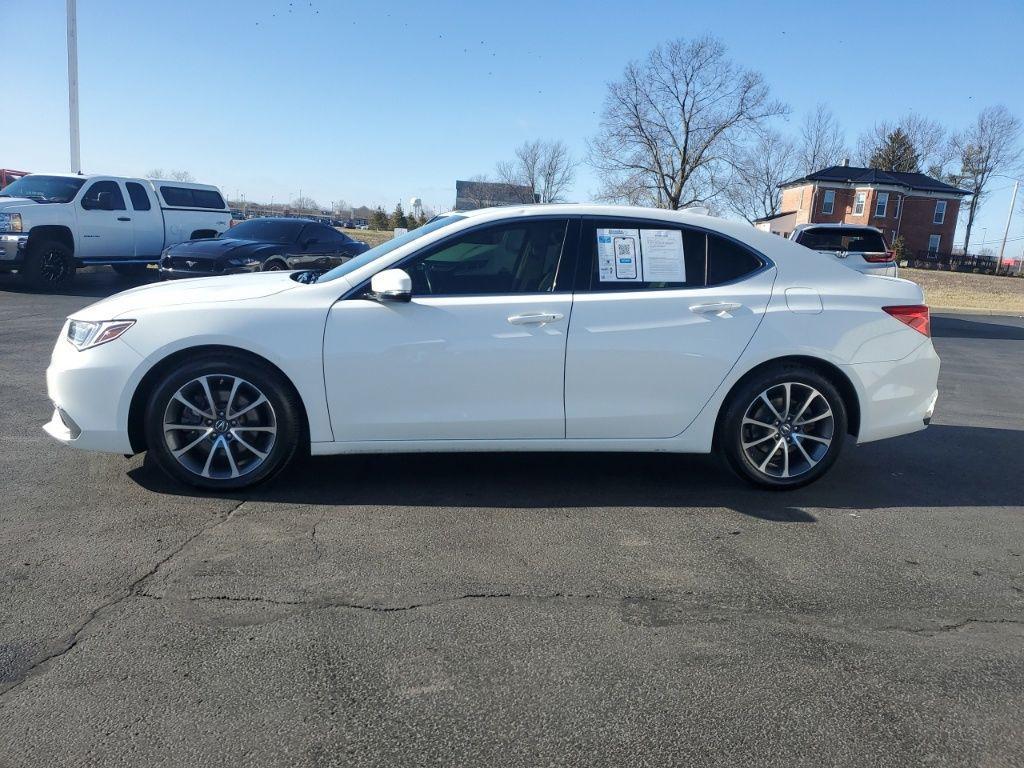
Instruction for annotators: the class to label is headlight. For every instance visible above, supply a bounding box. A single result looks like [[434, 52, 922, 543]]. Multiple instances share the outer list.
[[227, 256, 260, 266], [66, 319, 135, 350], [0, 212, 23, 233]]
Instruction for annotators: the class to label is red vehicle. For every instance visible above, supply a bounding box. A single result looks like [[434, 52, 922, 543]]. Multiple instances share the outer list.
[[0, 169, 29, 189]]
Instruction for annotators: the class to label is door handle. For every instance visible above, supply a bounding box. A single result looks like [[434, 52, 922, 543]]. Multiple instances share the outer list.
[[690, 301, 742, 316], [507, 312, 564, 326], [117, 217, 131, 222]]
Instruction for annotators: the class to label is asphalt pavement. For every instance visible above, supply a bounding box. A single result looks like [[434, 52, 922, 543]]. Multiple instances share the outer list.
[[1, 269, 1022, 767]]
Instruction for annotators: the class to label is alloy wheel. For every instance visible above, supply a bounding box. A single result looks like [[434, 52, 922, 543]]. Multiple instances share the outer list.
[[162, 374, 277, 480], [740, 382, 835, 479], [40, 249, 71, 284]]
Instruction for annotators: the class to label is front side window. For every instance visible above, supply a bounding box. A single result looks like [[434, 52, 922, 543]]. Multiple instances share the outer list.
[[933, 200, 947, 224], [928, 234, 941, 253], [303, 224, 348, 246], [821, 189, 835, 214], [226, 219, 305, 244], [406, 218, 569, 296], [81, 180, 126, 211], [853, 192, 866, 215], [874, 192, 888, 218], [125, 182, 152, 211]]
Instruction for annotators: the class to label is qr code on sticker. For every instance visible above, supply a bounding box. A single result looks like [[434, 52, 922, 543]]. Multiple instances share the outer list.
[[616, 241, 632, 255]]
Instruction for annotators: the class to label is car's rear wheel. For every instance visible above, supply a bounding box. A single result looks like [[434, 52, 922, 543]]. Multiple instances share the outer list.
[[144, 354, 302, 490], [261, 259, 285, 271], [21, 240, 75, 290], [718, 365, 847, 490]]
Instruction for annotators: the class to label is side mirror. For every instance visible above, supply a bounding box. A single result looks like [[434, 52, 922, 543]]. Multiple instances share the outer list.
[[368, 268, 412, 302]]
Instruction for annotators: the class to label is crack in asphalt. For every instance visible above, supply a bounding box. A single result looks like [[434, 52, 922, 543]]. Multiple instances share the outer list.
[[0, 499, 250, 699], [881, 617, 1024, 635]]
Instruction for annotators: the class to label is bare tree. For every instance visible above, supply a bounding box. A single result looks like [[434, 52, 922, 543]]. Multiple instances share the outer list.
[[291, 195, 320, 212], [145, 168, 195, 182], [496, 139, 578, 203], [856, 114, 952, 176], [797, 104, 848, 173], [589, 36, 788, 210], [952, 105, 1023, 253], [725, 129, 797, 223]]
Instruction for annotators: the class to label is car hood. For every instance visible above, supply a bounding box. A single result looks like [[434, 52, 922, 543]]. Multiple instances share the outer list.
[[0, 197, 40, 211], [71, 272, 301, 321], [166, 237, 267, 257]]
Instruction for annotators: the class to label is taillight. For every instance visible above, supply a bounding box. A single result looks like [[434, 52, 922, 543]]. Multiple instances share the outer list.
[[883, 305, 930, 337], [864, 251, 895, 263]]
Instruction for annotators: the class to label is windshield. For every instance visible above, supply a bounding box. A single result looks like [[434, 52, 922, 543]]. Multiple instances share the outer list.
[[0, 175, 86, 204], [316, 215, 466, 282], [224, 219, 305, 243], [799, 228, 888, 253]]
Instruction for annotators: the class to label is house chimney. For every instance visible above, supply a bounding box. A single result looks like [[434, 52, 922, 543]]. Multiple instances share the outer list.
[[842, 157, 850, 167]]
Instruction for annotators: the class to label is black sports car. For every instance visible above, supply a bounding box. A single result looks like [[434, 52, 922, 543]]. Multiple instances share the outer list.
[[159, 217, 369, 279]]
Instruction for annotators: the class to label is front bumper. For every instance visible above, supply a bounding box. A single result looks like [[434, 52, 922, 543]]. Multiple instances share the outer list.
[[44, 330, 144, 453], [0, 233, 28, 270]]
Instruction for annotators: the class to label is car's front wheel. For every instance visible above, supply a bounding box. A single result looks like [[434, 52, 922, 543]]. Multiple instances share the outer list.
[[144, 353, 303, 490], [21, 240, 75, 290], [718, 365, 847, 490]]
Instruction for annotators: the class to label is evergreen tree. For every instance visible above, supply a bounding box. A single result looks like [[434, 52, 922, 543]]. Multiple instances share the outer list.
[[868, 128, 920, 173], [369, 206, 388, 230], [389, 202, 408, 230]]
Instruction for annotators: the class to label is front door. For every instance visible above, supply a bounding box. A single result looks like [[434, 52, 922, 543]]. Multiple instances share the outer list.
[[323, 217, 577, 441], [565, 218, 775, 439], [77, 180, 134, 259]]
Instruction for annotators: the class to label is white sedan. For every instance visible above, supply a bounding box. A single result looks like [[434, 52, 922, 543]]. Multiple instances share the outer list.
[[44, 205, 939, 490]]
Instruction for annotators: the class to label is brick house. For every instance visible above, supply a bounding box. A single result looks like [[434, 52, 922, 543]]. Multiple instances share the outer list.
[[757, 163, 970, 257]]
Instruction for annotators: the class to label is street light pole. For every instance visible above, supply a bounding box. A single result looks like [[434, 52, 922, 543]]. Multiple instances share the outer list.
[[997, 180, 1018, 276], [66, 0, 81, 174]]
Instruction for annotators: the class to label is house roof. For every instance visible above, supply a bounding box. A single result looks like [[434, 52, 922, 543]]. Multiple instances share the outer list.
[[780, 165, 970, 195], [753, 209, 797, 224]]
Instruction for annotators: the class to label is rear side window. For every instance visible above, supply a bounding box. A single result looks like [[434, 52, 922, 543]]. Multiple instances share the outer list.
[[706, 233, 765, 285], [581, 219, 763, 290], [159, 186, 226, 210], [797, 227, 887, 253], [125, 182, 151, 211]]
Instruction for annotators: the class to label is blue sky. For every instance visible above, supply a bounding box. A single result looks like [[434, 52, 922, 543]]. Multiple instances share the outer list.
[[5, 0, 1023, 250]]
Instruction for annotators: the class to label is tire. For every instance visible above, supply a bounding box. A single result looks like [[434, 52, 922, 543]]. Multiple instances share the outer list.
[[111, 263, 151, 278], [21, 240, 75, 290], [144, 352, 303, 490], [717, 364, 847, 490], [261, 259, 285, 271]]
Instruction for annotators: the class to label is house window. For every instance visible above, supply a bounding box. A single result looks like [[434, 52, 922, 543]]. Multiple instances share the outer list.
[[928, 234, 941, 253], [933, 200, 946, 225], [874, 192, 888, 218], [821, 189, 835, 215], [853, 192, 866, 216], [893, 196, 901, 219]]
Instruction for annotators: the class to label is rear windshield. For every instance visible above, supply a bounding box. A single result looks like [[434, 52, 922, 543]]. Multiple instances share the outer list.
[[159, 185, 226, 210], [797, 228, 887, 253]]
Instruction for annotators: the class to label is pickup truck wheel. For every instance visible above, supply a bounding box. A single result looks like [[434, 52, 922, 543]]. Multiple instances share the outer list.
[[22, 240, 75, 290], [111, 263, 151, 278]]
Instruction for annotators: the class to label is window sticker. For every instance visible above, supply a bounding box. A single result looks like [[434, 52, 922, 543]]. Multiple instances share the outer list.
[[597, 228, 641, 282], [597, 227, 686, 282]]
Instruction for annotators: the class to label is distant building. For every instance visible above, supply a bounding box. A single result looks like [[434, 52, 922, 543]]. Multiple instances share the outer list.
[[454, 180, 537, 210], [757, 163, 970, 256]]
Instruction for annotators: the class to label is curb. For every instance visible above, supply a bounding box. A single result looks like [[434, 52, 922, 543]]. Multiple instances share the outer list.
[[930, 307, 1024, 317]]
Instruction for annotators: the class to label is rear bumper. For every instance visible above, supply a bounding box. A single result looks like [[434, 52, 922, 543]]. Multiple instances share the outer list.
[[845, 339, 940, 444]]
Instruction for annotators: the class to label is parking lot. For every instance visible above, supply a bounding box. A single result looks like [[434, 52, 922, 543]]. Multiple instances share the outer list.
[[1, 269, 1022, 767]]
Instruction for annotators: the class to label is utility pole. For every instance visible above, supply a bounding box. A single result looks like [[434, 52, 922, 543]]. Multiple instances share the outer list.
[[66, 0, 81, 173], [997, 180, 1018, 276]]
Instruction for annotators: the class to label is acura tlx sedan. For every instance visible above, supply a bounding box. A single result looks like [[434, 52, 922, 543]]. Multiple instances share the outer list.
[[44, 205, 939, 491]]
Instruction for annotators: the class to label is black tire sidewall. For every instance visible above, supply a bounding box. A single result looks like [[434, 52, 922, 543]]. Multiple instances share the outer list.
[[144, 354, 302, 490], [719, 365, 848, 490], [23, 240, 75, 289]]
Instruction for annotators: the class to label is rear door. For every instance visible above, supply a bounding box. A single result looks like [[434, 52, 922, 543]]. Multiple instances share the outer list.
[[125, 181, 163, 257], [77, 180, 133, 259], [565, 218, 774, 439]]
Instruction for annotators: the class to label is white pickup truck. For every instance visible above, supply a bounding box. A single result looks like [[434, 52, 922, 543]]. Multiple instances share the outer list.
[[0, 173, 231, 289]]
